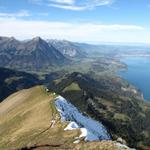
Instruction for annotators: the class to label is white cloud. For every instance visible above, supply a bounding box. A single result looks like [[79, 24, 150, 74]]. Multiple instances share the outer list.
[[49, 4, 87, 10], [0, 18, 147, 43], [49, 0, 75, 5], [30, 0, 115, 10], [0, 10, 30, 19]]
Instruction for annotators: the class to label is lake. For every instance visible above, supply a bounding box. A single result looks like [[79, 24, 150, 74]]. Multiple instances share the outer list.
[[118, 57, 150, 101]]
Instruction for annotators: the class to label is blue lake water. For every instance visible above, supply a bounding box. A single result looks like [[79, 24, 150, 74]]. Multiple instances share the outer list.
[[118, 57, 150, 101]]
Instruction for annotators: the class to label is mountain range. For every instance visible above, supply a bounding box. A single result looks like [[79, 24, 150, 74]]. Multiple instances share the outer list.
[[0, 36, 86, 71], [0, 36, 150, 72]]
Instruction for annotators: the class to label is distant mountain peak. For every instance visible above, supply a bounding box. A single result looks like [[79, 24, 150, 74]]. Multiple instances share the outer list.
[[31, 37, 46, 45], [9, 36, 16, 40], [0, 36, 68, 71], [0, 36, 19, 46], [47, 39, 86, 58], [0, 36, 16, 41], [32, 36, 43, 42]]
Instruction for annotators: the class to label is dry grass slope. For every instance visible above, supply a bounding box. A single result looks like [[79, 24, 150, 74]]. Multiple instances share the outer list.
[[0, 86, 122, 150]]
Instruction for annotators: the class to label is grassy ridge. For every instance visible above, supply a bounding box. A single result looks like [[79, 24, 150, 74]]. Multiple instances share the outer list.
[[0, 86, 79, 150], [0, 86, 123, 150]]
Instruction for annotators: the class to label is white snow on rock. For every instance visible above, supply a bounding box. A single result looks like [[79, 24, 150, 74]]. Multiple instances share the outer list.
[[116, 142, 136, 150], [50, 120, 56, 128], [73, 140, 80, 144], [55, 96, 110, 141], [64, 122, 79, 130]]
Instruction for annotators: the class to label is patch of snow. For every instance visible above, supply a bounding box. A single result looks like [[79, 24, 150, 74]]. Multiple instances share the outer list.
[[64, 122, 79, 130], [73, 139, 80, 144], [46, 88, 49, 92], [121, 87, 128, 92], [80, 128, 105, 141], [131, 89, 137, 94], [121, 87, 137, 94], [55, 96, 110, 141], [51, 120, 56, 128], [116, 143, 136, 150], [117, 137, 126, 145], [75, 137, 79, 139], [79, 128, 88, 138]]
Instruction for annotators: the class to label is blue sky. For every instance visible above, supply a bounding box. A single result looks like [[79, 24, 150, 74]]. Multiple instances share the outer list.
[[0, 0, 150, 43]]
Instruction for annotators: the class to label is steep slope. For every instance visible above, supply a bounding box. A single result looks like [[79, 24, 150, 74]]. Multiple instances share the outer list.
[[0, 37, 68, 71], [0, 67, 41, 102], [47, 39, 86, 58], [0, 37, 20, 65], [55, 96, 111, 141], [48, 72, 150, 150], [0, 86, 124, 150]]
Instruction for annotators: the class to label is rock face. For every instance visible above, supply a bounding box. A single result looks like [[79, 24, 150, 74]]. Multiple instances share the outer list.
[[49, 72, 150, 150], [0, 37, 68, 71], [47, 39, 86, 58]]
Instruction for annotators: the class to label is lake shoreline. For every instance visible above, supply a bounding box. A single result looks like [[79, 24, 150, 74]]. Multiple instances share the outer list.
[[117, 56, 150, 102]]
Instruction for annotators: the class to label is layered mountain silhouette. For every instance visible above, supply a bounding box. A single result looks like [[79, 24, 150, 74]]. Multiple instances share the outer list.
[[0, 37, 70, 71]]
